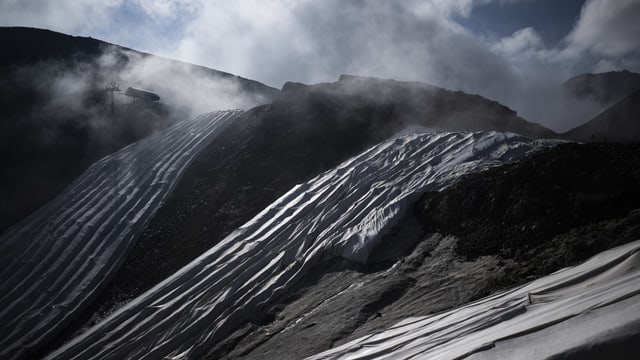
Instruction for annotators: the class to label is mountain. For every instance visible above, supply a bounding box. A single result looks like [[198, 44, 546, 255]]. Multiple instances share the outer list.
[[2, 32, 638, 358], [1, 73, 559, 358], [34, 132, 640, 359], [310, 239, 640, 359], [212, 141, 640, 359], [6, 72, 639, 359], [52, 74, 560, 352], [0, 27, 279, 234], [564, 69, 640, 107], [44, 131, 556, 359], [0, 111, 243, 360], [0, 27, 278, 96], [562, 88, 640, 143], [289, 74, 556, 138]]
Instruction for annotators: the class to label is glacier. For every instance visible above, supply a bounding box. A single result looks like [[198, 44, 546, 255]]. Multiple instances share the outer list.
[[308, 239, 640, 360], [46, 130, 555, 359], [0, 110, 242, 360]]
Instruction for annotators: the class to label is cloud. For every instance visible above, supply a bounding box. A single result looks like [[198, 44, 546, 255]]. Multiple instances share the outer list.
[[166, 0, 601, 132], [566, 0, 640, 58], [112, 48, 269, 114], [1, 0, 639, 132], [134, 0, 200, 19], [491, 27, 544, 59], [13, 45, 270, 130], [0, 0, 199, 52], [172, 1, 516, 93], [0, 0, 121, 34]]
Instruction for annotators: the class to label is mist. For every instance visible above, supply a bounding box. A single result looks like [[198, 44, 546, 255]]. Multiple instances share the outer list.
[[0, 40, 279, 232], [2, 1, 639, 133], [164, 0, 639, 133], [283, 0, 612, 132], [4, 42, 278, 158], [20, 44, 273, 120]]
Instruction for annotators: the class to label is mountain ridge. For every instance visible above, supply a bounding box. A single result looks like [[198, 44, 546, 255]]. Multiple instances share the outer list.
[[0, 27, 279, 95], [280, 74, 557, 139], [564, 69, 640, 107], [562, 87, 640, 143], [0, 27, 279, 234], [31, 74, 561, 357], [2, 27, 639, 360], [45, 130, 556, 360]]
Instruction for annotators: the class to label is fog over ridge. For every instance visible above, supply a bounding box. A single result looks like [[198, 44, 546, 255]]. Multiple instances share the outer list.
[[1, 0, 639, 130]]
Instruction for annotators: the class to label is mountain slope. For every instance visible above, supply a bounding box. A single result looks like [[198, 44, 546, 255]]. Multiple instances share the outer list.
[[286, 74, 556, 138], [0, 110, 242, 360], [47, 131, 554, 359], [0, 27, 278, 96], [213, 142, 640, 359], [0, 27, 279, 234], [3, 84, 636, 359], [562, 88, 640, 143], [46, 74, 563, 351], [564, 69, 640, 107], [309, 239, 640, 360]]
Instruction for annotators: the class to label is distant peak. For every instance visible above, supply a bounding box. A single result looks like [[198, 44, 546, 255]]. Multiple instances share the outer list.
[[338, 74, 376, 82], [281, 81, 309, 93]]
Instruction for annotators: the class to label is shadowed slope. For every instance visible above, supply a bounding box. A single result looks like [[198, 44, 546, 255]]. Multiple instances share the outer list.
[[0, 110, 242, 360], [562, 88, 640, 143], [36, 75, 560, 355], [0, 27, 279, 233], [48, 131, 552, 359], [564, 70, 640, 107]]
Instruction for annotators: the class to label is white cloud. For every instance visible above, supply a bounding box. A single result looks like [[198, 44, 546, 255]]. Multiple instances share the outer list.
[[0, 0, 122, 34], [566, 0, 640, 58], [135, 0, 200, 19], [169, 1, 516, 90], [173, 0, 313, 85], [491, 27, 543, 59], [1, 0, 639, 131], [593, 59, 619, 73], [412, 0, 475, 18]]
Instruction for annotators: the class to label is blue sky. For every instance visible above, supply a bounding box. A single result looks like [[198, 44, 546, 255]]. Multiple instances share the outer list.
[[1, 0, 639, 130], [458, 0, 586, 46]]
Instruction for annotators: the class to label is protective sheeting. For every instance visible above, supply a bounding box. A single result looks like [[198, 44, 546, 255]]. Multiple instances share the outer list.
[[47, 131, 553, 359], [308, 240, 640, 360], [0, 110, 242, 360]]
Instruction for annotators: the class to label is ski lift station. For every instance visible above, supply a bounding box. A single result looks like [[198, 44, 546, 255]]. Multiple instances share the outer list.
[[124, 87, 160, 102]]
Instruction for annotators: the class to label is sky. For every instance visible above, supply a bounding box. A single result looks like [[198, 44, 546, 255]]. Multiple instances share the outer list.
[[1, 0, 640, 130]]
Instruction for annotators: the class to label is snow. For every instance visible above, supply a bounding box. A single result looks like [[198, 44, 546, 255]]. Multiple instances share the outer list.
[[46, 130, 555, 359], [0, 110, 242, 360], [307, 240, 640, 360]]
